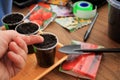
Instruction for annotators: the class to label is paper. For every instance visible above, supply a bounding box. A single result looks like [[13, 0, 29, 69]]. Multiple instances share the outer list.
[[55, 17, 91, 32], [59, 41, 103, 80], [51, 5, 73, 17], [42, 0, 69, 6]]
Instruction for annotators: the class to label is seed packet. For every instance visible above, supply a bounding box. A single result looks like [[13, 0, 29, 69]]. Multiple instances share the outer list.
[[55, 17, 91, 32], [50, 4, 73, 17], [27, 5, 57, 30], [42, 0, 69, 6], [59, 40, 103, 80], [29, 2, 51, 11]]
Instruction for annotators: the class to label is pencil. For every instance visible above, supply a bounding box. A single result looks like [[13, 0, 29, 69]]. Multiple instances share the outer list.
[[83, 13, 99, 42]]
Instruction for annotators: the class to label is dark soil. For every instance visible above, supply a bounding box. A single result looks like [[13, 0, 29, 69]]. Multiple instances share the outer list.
[[34, 33, 57, 49], [16, 23, 39, 34], [3, 13, 23, 24]]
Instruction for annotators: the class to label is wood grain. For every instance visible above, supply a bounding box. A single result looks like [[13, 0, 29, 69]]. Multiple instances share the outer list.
[[11, 4, 120, 80], [11, 43, 68, 80]]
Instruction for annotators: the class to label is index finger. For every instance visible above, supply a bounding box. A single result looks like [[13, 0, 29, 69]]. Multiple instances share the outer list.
[[21, 35, 44, 45], [1, 30, 44, 45]]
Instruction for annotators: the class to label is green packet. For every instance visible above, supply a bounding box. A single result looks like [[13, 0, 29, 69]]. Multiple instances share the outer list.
[[55, 17, 91, 32]]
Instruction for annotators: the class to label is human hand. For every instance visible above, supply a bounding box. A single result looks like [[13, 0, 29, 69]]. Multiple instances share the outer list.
[[0, 30, 44, 80]]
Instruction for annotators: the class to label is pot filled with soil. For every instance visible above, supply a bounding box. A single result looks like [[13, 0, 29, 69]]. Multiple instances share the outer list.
[[15, 22, 40, 53], [2, 12, 24, 30], [33, 32, 58, 68]]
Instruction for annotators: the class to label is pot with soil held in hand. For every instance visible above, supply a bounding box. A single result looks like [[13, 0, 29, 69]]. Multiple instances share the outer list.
[[2, 12, 24, 30], [15, 22, 40, 54], [33, 32, 58, 68]]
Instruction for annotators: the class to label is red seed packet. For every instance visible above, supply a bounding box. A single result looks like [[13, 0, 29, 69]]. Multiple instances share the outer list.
[[59, 41, 103, 80], [27, 5, 57, 30]]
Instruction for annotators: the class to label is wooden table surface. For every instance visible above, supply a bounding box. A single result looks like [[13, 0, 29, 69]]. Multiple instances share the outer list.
[[12, 4, 120, 80]]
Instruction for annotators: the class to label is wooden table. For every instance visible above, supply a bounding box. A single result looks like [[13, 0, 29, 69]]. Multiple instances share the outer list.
[[11, 4, 120, 80]]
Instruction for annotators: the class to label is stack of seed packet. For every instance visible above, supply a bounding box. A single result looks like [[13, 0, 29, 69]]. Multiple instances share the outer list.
[[59, 40, 103, 80]]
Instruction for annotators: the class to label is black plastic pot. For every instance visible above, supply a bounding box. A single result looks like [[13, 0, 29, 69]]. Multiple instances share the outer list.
[[2, 12, 24, 30], [15, 22, 40, 53], [107, 0, 120, 43], [33, 32, 58, 68]]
